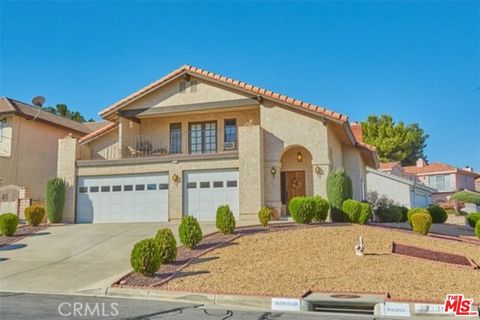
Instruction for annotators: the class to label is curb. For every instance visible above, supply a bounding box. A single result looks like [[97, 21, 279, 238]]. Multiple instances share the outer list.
[[106, 287, 272, 310]]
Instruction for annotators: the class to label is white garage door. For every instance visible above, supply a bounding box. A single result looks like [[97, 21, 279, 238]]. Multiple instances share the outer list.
[[184, 170, 239, 221], [77, 173, 169, 223]]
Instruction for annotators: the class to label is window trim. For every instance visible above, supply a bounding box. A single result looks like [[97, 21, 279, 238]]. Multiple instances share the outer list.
[[188, 121, 217, 154], [223, 119, 237, 150]]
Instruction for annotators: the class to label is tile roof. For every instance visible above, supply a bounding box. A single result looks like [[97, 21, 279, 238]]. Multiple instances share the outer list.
[[0, 97, 94, 135], [403, 162, 480, 177], [78, 122, 118, 144], [100, 65, 348, 123], [379, 162, 401, 170], [350, 122, 363, 142]]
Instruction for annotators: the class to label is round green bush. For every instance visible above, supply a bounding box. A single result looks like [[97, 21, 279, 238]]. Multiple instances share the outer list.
[[358, 202, 372, 224], [288, 198, 302, 217], [376, 206, 402, 222], [341, 199, 362, 223], [154, 228, 177, 264], [130, 238, 161, 276], [290, 197, 315, 224], [411, 213, 432, 235], [427, 205, 448, 223], [407, 208, 429, 224], [178, 216, 203, 249], [475, 221, 480, 239], [258, 207, 272, 227], [467, 212, 480, 228], [215, 205, 236, 235], [24, 206, 45, 226], [312, 196, 329, 222], [0, 213, 19, 236], [45, 177, 65, 223]]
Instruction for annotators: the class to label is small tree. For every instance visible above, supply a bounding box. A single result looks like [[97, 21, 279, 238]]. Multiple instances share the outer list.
[[45, 177, 65, 223], [326, 168, 353, 222]]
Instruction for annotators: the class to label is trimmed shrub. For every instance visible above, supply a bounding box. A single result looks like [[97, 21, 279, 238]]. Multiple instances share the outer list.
[[326, 168, 353, 222], [130, 238, 161, 276], [476, 221, 480, 239], [45, 177, 65, 223], [450, 191, 480, 205], [0, 213, 19, 236], [427, 205, 448, 224], [289, 197, 315, 224], [359, 202, 373, 224], [258, 207, 272, 227], [312, 196, 329, 222], [24, 206, 45, 226], [288, 198, 302, 218], [154, 228, 177, 264], [376, 206, 403, 222], [341, 199, 362, 223], [396, 206, 409, 222], [178, 216, 203, 249], [407, 208, 429, 224], [215, 205, 236, 235], [467, 212, 480, 228], [411, 213, 432, 235]]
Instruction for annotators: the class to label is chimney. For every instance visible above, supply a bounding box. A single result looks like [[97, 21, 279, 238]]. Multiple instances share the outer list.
[[464, 166, 473, 172], [416, 158, 426, 168]]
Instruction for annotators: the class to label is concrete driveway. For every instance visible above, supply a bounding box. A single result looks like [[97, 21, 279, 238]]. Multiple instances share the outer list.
[[0, 221, 223, 294]]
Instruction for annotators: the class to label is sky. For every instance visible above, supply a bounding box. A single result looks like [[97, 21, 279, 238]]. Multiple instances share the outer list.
[[1, 1, 479, 169]]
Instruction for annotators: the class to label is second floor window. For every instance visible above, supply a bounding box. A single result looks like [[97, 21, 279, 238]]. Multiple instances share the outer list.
[[427, 174, 452, 192], [189, 122, 217, 154], [224, 119, 236, 149], [170, 123, 182, 154]]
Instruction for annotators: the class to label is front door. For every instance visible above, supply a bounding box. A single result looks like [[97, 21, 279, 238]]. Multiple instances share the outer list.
[[283, 171, 306, 214]]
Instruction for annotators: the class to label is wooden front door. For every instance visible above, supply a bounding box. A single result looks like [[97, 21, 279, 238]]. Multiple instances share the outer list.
[[284, 171, 306, 214]]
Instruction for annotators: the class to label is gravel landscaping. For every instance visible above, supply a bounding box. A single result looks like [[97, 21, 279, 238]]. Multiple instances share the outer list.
[[161, 224, 480, 302], [0, 224, 47, 247]]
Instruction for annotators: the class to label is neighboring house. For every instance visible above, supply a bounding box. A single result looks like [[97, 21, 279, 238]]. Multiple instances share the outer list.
[[56, 65, 378, 223], [0, 97, 104, 202], [380, 159, 479, 203], [475, 177, 480, 192], [366, 167, 434, 208]]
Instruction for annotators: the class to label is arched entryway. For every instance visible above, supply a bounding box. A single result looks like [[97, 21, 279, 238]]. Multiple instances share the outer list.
[[280, 146, 313, 214]]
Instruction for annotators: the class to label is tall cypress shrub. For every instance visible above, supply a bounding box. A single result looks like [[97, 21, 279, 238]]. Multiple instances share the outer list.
[[45, 177, 65, 223], [326, 168, 353, 222]]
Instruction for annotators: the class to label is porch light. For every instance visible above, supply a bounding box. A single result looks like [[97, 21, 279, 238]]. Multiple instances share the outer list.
[[296, 151, 303, 163], [172, 173, 180, 183], [270, 167, 277, 176]]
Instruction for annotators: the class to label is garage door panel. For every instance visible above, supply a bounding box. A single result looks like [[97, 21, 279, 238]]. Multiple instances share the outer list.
[[77, 173, 169, 223], [184, 170, 239, 221]]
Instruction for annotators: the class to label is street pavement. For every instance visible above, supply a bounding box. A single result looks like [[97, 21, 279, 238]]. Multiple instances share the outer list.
[[0, 292, 373, 320]]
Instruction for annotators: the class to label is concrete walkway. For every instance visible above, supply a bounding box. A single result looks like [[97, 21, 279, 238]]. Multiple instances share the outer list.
[[0, 221, 256, 294]]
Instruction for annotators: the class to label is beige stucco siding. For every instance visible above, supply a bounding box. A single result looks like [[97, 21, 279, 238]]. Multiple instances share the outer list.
[[261, 101, 330, 210], [327, 126, 343, 170], [87, 129, 120, 160], [124, 78, 250, 111], [342, 144, 367, 200], [0, 115, 81, 200]]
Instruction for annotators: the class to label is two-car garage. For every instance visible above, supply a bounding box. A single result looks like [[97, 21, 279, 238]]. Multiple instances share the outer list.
[[76, 169, 239, 223]]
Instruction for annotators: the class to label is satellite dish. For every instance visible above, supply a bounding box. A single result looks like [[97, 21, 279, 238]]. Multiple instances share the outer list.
[[32, 96, 46, 107]]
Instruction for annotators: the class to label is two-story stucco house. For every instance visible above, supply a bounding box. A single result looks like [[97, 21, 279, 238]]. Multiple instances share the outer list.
[[0, 97, 102, 202], [57, 65, 378, 223], [380, 159, 479, 203]]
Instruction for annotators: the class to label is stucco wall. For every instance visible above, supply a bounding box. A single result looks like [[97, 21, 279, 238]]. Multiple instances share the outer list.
[[261, 101, 330, 211], [124, 77, 249, 111], [327, 126, 343, 170], [0, 115, 82, 200], [455, 173, 476, 191], [367, 170, 412, 207], [87, 129, 120, 160], [342, 144, 366, 200]]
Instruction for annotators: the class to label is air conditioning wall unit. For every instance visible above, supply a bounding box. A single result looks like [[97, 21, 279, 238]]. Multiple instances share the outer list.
[[224, 141, 236, 150]]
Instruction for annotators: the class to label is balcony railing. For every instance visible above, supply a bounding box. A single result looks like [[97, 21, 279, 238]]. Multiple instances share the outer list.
[[85, 130, 238, 160]]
